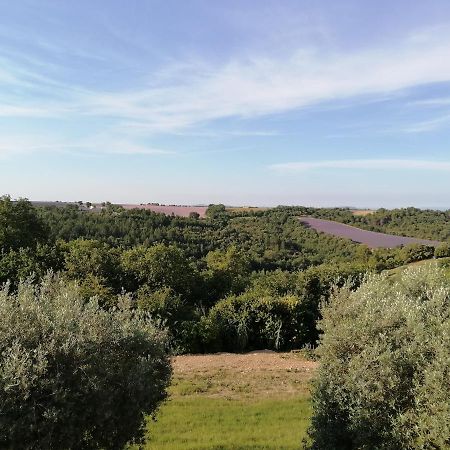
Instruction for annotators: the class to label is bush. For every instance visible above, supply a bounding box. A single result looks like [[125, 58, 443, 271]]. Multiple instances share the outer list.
[[203, 292, 302, 352], [399, 243, 435, 263], [435, 242, 450, 258], [0, 275, 171, 449], [307, 264, 450, 449]]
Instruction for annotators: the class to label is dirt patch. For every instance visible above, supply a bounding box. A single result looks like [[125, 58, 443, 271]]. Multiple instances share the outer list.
[[173, 351, 317, 372], [171, 352, 318, 400]]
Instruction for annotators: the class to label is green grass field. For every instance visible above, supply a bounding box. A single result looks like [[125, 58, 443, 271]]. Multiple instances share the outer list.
[[136, 352, 316, 449], [145, 396, 311, 449]]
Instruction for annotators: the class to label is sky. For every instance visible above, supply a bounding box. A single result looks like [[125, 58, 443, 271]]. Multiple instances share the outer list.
[[1, 0, 450, 208]]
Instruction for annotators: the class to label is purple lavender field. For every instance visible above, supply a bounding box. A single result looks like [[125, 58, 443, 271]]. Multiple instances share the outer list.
[[300, 217, 441, 248]]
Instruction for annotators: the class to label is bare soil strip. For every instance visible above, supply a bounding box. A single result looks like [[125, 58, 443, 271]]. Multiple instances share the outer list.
[[172, 351, 318, 400]]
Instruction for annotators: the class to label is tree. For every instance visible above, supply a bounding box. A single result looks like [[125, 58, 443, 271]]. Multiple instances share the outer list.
[[307, 265, 450, 449], [62, 239, 121, 305], [121, 244, 198, 300], [0, 275, 171, 449], [0, 195, 47, 251], [204, 245, 251, 301], [63, 239, 117, 281], [206, 204, 227, 220], [0, 243, 64, 288], [189, 211, 200, 219]]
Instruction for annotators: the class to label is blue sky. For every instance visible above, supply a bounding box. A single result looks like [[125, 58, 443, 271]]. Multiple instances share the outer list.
[[1, 0, 450, 207]]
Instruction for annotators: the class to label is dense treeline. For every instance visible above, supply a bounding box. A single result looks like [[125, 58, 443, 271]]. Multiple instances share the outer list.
[[37, 203, 364, 270], [1, 195, 448, 353]]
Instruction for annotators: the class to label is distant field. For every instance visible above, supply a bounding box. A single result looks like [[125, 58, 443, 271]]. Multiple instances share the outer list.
[[300, 217, 441, 248], [121, 204, 208, 218], [351, 209, 375, 216], [138, 352, 317, 449]]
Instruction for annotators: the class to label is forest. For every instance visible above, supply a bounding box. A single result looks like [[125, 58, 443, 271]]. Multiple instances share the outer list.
[[1, 195, 449, 354]]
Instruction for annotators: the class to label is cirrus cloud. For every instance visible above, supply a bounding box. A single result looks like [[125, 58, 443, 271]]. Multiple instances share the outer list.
[[270, 159, 450, 172]]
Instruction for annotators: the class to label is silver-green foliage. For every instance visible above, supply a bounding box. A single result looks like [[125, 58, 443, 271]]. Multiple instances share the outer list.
[[308, 264, 450, 449], [0, 274, 171, 449]]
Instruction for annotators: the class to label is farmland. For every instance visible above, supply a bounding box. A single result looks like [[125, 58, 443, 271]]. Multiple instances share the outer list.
[[300, 216, 441, 248], [351, 209, 375, 216], [121, 204, 208, 218], [140, 352, 317, 449]]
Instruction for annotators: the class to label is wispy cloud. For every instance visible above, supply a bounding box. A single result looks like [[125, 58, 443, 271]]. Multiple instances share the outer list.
[[0, 135, 64, 157], [0, 134, 174, 157], [3, 22, 450, 160], [3, 26, 450, 130], [71, 140, 175, 156], [409, 97, 450, 107], [79, 27, 450, 133], [0, 104, 68, 117], [270, 159, 450, 172], [401, 114, 450, 133]]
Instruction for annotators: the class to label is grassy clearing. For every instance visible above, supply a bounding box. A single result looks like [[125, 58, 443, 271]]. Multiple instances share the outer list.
[[137, 352, 317, 449], [144, 396, 311, 449]]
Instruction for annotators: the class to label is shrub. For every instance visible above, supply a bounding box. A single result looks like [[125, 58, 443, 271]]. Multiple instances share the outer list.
[[137, 285, 196, 351], [203, 292, 302, 352], [307, 264, 450, 449], [435, 242, 450, 258], [0, 275, 171, 449], [399, 243, 435, 263]]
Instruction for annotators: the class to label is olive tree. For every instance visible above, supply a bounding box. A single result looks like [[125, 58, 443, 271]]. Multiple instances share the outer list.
[[0, 274, 171, 449], [307, 264, 450, 450]]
